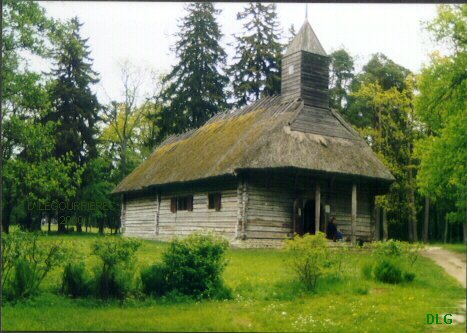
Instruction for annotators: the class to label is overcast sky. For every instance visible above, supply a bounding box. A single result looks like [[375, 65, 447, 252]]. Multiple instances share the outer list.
[[37, 1, 439, 104]]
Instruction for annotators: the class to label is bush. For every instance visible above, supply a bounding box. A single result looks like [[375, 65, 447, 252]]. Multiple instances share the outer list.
[[9, 259, 37, 300], [140, 263, 169, 297], [2, 232, 71, 301], [372, 258, 403, 284], [95, 266, 133, 300], [140, 233, 230, 299], [163, 233, 230, 298], [285, 232, 341, 292], [91, 237, 141, 300], [362, 240, 422, 284], [61, 262, 92, 298]]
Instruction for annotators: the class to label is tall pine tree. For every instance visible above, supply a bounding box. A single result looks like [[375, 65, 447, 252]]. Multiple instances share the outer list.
[[158, 2, 228, 140], [46, 17, 100, 166], [229, 3, 282, 107], [45, 17, 101, 232]]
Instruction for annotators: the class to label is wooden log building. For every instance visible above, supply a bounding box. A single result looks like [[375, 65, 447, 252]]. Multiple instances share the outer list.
[[113, 20, 395, 247]]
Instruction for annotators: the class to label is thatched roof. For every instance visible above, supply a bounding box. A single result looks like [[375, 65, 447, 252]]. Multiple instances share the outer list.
[[113, 96, 395, 194]]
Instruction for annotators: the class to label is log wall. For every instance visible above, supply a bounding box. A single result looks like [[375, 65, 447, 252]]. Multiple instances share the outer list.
[[122, 171, 376, 245], [122, 178, 239, 241], [123, 196, 158, 239]]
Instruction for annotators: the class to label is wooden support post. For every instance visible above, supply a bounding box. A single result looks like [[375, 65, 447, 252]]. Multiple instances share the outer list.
[[315, 183, 321, 234], [374, 206, 381, 241], [351, 183, 357, 245], [382, 208, 388, 241]]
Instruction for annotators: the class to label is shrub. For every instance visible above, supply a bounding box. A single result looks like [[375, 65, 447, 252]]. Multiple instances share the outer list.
[[91, 237, 141, 300], [61, 262, 92, 298], [362, 240, 423, 284], [372, 258, 403, 284], [95, 265, 133, 300], [1, 232, 71, 301], [9, 259, 37, 300], [140, 233, 230, 299], [285, 232, 340, 292], [162, 233, 229, 298], [140, 263, 169, 297]]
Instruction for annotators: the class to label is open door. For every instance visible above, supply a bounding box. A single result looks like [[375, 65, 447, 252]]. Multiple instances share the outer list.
[[303, 200, 316, 234]]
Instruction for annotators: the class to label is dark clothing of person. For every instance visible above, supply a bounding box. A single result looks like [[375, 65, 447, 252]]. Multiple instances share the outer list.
[[326, 222, 337, 240], [326, 221, 342, 241]]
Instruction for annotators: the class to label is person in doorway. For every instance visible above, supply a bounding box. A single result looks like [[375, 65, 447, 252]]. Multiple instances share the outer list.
[[326, 217, 343, 241]]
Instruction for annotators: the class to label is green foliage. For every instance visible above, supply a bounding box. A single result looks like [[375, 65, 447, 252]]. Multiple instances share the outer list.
[[10, 259, 38, 300], [162, 233, 230, 298], [2, 233, 466, 332], [362, 240, 421, 284], [140, 263, 169, 297], [92, 237, 141, 268], [415, 5, 466, 232], [229, 2, 283, 106], [94, 265, 134, 300], [46, 17, 100, 166], [61, 262, 92, 298], [91, 237, 141, 299], [329, 48, 354, 113], [284, 233, 344, 292], [372, 258, 403, 284], [1, 232, 71, 300], [141, 233, 230, 299], [403, 271, 416, 283], [158, 2, 228, 140]]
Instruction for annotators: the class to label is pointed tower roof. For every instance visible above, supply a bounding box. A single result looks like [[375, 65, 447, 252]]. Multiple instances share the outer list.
[[285, 20, 326, 57]]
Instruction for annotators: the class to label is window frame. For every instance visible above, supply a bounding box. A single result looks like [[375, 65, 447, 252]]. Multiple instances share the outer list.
[[208, 192, 222, 211], [170, 195, 193, 213]]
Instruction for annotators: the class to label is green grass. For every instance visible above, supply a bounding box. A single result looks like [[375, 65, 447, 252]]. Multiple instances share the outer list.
[[2, 233, 466, 332], [435, 242, 467, 255]]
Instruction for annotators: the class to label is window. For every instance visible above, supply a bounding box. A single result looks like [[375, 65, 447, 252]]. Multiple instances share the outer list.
[[208, 193, 222, 211], [170, 195, 193, 213]]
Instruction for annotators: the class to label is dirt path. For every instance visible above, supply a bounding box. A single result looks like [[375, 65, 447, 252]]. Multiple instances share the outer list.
[[422, 247, 466, 288], [422, 247, 466, 325]]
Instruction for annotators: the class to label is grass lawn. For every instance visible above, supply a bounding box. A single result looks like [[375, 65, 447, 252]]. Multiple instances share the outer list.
[[434, 242, 467, 255], [2, 233, 466, 332]]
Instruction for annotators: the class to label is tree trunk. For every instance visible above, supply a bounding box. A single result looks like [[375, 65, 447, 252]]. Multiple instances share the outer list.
[[98, 219, 104, 235], [57, 211, 66, 233], [443, 214, 448, 244], [463, 223, 467, 243], [407, 168, 417, 242], [423, 197, 429, 243], [47, 213, 51, 233]]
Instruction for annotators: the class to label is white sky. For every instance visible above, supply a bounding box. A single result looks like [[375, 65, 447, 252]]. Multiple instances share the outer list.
[[37, 1, 439, 105]]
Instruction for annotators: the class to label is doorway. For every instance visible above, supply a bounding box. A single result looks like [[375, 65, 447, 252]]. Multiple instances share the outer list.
[[303, 200, 316, 235]]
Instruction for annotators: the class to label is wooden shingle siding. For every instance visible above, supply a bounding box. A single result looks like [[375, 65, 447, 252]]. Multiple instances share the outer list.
[[245, 174, 294, 240], [281, 52, 302, 102], [124, 196, 157, 238], [157, 188, 238, 239]]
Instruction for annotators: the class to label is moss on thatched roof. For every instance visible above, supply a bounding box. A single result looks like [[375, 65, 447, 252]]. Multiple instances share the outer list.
[[113, 96, 394, 193]]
